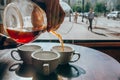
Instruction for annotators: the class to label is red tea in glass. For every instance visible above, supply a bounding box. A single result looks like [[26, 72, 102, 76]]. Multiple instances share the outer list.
[[6, 28, 44, 44], [3, 1, 47, 44]]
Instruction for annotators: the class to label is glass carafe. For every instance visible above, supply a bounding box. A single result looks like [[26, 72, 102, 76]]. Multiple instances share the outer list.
[[3, 0, 47, 44]]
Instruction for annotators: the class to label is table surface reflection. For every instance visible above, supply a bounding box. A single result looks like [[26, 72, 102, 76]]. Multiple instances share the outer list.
[[0, 42, 120, 80]]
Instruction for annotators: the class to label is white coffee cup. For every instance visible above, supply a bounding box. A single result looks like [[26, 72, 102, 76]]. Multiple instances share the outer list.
[[31, 51, 60, 75], [11, 45, 42, 65], [51, 45, 80, 64]]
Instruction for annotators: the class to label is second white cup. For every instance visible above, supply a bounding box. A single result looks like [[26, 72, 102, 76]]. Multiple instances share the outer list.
[[11, 45, 42, 65], [51, 45, 80, 64]]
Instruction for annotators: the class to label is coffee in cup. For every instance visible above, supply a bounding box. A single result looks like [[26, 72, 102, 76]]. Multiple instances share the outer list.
[[31, 51, 60, 75], [51, 45, 80, 64], [11, 45, 42, 65]]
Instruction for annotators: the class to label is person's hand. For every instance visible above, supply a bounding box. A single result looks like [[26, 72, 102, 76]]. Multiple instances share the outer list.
[[0, 34, 20, 49], [44, 0, 65, 32], [3, 37, 19, 48], [32, 0, 65, 32]]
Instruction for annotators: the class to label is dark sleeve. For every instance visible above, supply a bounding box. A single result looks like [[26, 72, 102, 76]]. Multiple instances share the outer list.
[[0, 34, 19, 49], [31, 0, 46, 12], [0, 34, 7, 48]]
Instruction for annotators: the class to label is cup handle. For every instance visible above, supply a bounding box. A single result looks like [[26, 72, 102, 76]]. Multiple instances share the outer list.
[[70, 52, 80, 62], [11, 50, 22, 61], [43, 63, 49, 75], [9, 63, 21, 71]]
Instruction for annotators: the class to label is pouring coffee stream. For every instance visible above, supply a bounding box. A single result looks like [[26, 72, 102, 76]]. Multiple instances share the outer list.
[[31, 3, 64, 51], [50, 31, 64, 51], [31, 2, 65, 51]]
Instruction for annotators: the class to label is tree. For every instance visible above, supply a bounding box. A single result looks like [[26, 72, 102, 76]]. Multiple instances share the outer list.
[[116, 4, 120, 11], [72, 5, 82, 12], [85, 2, 91, 12], [94, 2, 106, 13]]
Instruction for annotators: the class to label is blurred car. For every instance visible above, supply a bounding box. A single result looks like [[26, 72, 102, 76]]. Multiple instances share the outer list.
[[107, 11, 120, 19], [94, 12, 98, 17], [84, 12, 89, 18], [81, 12, 97, 18], [78, 12, 88, 18]]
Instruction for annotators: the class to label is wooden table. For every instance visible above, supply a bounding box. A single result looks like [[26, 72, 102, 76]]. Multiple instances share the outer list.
[[0, 42, 120, 80]]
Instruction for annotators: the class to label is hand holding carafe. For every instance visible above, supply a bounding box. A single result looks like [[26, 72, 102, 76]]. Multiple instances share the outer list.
[[3, 0, 65, 44]]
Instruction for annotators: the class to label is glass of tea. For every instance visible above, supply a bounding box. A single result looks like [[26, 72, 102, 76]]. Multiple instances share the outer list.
[[3, 0, 47, 44]]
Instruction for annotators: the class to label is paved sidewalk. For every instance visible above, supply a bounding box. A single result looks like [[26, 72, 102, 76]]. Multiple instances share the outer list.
[[37, 16, 120, 40]]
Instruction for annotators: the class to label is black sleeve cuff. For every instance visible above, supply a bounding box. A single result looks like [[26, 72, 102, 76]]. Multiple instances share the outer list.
[[0, 35, 7, 49], [32, 0, 46, 12]]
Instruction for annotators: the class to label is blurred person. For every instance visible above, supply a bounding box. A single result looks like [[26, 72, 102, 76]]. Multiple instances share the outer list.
[[74, 11, 79, 23], [0, 0, 65, 49], [88, 8, 94, 32]]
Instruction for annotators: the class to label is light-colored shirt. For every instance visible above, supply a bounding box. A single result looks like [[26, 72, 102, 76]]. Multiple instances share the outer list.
[[88, 12, 94, 19]]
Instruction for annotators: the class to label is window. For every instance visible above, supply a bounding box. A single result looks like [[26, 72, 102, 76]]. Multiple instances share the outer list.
[[37, 0, 120, 44]]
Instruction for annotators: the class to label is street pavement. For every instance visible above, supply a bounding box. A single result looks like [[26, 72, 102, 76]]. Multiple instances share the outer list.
[[37, 16, 120, 40]]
